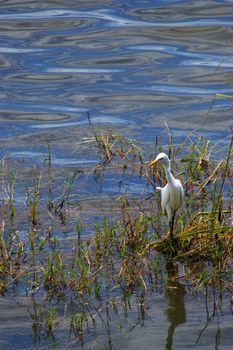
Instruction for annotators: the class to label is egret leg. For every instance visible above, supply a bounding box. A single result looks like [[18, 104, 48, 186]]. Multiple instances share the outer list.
[[169, 212, 176, 241], [168, 212, 177, 256]]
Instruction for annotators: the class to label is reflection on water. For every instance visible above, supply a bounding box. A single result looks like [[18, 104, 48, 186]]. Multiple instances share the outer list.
[[165, 262, 186, 350], [0, 284, 232, 350]]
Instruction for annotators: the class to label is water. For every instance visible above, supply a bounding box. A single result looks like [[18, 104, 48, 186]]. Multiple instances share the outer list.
[[0, 1, 233, 349]]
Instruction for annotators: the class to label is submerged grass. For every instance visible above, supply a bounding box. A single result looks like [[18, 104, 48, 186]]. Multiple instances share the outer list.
[[0, 129, 232, 346]]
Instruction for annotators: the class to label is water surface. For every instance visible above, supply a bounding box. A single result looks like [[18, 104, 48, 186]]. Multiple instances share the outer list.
[[0, 1, 233, 349]]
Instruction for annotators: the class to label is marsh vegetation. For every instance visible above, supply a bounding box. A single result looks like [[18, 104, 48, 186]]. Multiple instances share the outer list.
[[0, 127, 232, 348]]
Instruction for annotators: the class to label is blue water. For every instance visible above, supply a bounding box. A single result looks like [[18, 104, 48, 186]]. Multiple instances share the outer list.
[[1, 0, 233, 152], [0, 1, 233, 349]]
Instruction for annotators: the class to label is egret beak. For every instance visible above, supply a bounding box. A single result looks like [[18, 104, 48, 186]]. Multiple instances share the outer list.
[[148, 158, 158, 168]]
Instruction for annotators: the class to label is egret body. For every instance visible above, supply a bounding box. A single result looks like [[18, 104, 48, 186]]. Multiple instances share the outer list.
[[148, 153, 184, 240]]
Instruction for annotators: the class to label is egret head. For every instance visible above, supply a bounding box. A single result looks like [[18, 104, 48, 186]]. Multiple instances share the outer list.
[[148, 152, 170, 169]]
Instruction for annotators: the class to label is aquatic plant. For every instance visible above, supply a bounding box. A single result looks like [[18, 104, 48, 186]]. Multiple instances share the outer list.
[[0, 129, 232, 347]]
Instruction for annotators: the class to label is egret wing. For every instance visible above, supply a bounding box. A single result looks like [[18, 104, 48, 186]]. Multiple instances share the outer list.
[[180, 183, 184, 204], [160, 184, 170, 213]]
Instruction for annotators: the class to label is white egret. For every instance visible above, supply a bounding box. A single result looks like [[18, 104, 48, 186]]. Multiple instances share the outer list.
[[148, 153, 184, 240]]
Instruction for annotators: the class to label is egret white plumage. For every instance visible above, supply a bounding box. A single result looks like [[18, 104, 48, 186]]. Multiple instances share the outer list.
[[148, 152, 184, 240]]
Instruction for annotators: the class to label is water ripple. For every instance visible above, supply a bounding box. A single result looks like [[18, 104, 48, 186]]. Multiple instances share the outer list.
[[46, 67, 123, 74], [180, 59, 233, 68], [1, 9, 233, 27], [128, 44, 227, 61], [149, 85, 233, 95], [30, 115, 134, 129], [0, 47, 45, 53], [0, 101, 87, 113], [9, 150, 97, 165]]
